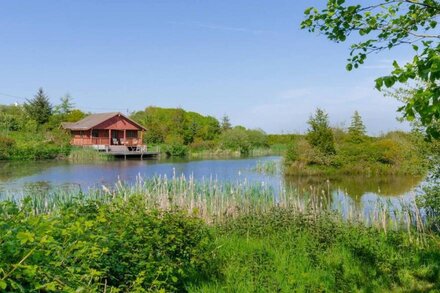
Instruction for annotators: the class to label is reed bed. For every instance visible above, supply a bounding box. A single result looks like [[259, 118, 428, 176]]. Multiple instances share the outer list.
[[2, 173, 428, 239], [253, 159, 281, 175], [67, 147, 113, 162]]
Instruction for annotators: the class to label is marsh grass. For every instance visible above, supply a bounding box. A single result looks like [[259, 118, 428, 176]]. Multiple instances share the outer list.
[[68, 147, 113, 162], [253, 160, 280, 175], [6, 174, 428, 238]]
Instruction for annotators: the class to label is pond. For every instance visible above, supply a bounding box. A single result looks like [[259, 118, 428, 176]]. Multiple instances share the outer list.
[[0, 156, 424, 214]]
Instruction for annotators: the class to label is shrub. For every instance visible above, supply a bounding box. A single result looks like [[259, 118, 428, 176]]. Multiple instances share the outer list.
[[306, 108, 336, 155], [165, 143, 188, 157], [0, 136, 16, 160], [0, 197, 219, 292]]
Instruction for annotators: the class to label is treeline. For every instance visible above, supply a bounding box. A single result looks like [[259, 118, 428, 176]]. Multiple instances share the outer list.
[[0, 88, 282, 160], [130, 106, 271, 156], [285, 109, 431, 176], [0, 89, 86, 160]]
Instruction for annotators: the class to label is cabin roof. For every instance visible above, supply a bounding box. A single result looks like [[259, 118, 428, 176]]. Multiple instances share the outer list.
[[61, 112, 146, 131]]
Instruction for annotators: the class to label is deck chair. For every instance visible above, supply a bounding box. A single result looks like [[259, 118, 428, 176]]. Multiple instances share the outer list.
[[112, 138, 119, 145]]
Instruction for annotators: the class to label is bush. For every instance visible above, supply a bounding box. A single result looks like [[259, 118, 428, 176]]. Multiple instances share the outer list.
[[0, 136, 16, 160], [165, 143, 188, 157], [0, 197, 219, 292]]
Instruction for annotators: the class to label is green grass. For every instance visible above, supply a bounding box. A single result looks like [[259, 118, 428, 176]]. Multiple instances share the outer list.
[[191, 210, 440, 292], [67, 147, 113, 162], [253, 160, 280, 175]]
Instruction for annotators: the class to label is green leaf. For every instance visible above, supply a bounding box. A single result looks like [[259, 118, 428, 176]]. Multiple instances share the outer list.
[[0, 280, 7, 290], [346, 63, 353, 71], [17, 231, 35, 244]]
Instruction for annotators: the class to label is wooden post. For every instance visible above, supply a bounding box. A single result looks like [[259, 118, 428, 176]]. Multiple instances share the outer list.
[[108, 129, 111, 146], [123, 129, 126, 145], [90, 129, 92, 145], [140, 130, 144, 146]]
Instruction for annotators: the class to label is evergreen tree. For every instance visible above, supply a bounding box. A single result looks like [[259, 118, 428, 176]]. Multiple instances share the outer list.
[[348, 111, 366, 143], [24, 88, 52, 125], [221, 115, 232, 132], [55, 94, 74, 115], [306, 108, 335, 155]]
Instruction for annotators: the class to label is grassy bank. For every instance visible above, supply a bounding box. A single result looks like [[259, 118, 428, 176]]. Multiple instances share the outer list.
[[1, 177, 439, 291], [67, 147, 113, 163]]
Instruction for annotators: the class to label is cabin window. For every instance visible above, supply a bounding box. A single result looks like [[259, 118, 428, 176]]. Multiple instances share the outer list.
[[92, 130, 99, 137], [126, 130, 138, 138]]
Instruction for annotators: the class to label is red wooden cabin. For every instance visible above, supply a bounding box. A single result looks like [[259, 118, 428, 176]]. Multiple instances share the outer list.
[[62, 112, 146, 150]]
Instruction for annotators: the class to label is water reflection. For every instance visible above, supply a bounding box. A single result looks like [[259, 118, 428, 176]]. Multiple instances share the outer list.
[[284, 175, 423, 201]]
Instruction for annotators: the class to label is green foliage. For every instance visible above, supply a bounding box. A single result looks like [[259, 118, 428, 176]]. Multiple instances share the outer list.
[[2, 177, 440, 291], [301, 0, 440, 138], [306, 108, 336, 155], [24, 88, 52, 125], [193, 209, 440, 292], [219, 127, 268, 155], [131, 107, 221, 145], [286, 129, 429, 176], [0, 136, 16, 160], [0, 197, 218, 292], [68, 147, 113, 162], [348, 111, 366, 143], [0, 93, 86, 161], [418, 184, 440, 232], [267, 134, 297, 146], [165, 143, 188, 157], [220, 114, 232, 132]]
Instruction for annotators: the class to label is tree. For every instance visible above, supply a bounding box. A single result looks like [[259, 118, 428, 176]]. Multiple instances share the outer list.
[[221, 115, 232, 132], [220, 127, 251, 154], [55, 94, 74, 115], [24, 88, 52, 125], [306, 108, 336, 155], [301, 0, 440, 138], [348, 111, 367, 142]]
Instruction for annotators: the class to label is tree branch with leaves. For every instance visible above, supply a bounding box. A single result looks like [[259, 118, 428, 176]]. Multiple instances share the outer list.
[[301, 0, 440, 138]]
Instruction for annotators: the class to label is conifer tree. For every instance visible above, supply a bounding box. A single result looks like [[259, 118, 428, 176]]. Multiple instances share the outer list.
[[24, 88, 52, 125], [221, 115, 232, 132], [306, 108, 335, 155], [348, 111, 366, 142]]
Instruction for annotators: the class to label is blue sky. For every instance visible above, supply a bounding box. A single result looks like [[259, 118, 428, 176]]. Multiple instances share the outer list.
[[0, 0, 413, 134]]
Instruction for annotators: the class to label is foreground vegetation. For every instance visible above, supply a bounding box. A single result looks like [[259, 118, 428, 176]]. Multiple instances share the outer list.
[[1, 176, 439, 292]]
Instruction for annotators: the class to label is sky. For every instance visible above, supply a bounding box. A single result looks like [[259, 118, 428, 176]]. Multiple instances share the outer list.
[[0, 0, 414, 134]]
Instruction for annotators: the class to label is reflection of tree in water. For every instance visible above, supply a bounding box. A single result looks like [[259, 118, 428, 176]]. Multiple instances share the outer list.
[[284, 175, 424, 211], [1, 181, 82, 203], [0, 161, 66, 181]]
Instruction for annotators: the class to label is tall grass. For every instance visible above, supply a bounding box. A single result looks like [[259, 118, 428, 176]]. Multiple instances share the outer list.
[[4, 174, 428, 238], [253, 160, 281, 175], [68, 147, 113, 162]]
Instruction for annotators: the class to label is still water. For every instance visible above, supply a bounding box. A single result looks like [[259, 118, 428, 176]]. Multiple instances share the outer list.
[[0, 156, 424, 212]]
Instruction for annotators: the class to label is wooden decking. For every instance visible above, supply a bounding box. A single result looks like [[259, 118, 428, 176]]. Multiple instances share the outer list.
[[92, 145, 160, 159]]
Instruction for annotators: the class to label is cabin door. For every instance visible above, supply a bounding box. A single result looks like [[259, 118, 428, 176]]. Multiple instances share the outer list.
[[111, 130, 123, 145]]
